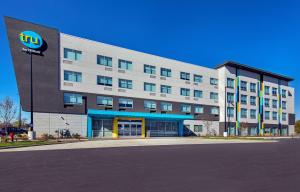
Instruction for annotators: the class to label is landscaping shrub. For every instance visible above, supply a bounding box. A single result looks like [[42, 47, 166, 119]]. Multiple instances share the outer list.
[[72, 133, 81, 140]]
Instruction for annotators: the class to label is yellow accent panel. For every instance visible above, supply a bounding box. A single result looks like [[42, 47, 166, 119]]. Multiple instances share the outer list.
[[262, 122, 265, 129], [141, 118, 146, 138], [237, 102, 240, 112], [112, 118, 118, 139]]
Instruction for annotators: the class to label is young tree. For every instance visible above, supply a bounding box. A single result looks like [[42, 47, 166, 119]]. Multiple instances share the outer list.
[[0, 97, 17, 128], [295, 120, 300, 134], [204, 120, 213, 136]]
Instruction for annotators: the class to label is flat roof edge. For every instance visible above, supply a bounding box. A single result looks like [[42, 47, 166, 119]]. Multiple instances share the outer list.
[[215, 61, 294, 82]]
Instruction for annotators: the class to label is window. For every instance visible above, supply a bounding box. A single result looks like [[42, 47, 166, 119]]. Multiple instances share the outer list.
[[265, 98, 270, 107], [210, 78, 218, 85], [265, 86, 270, 95], [144, 82, 156, 92], [97, 96, 113, 106], [282, 113, 287, 121], [194, 105, 204, 114], [160, 68, 172, 77], [250, 109, 256, 119], [118, 79, 132, 89], [227, 92, 234, 103], [118, 59, 132, 70], [161, 102, 172, 111], [97, 55, 112, 67], [227, 78, 234, 88], [119, 98, 133, 108], [250, 96, 256, 106], [272, 99, 277, 108], [194, 90, 203, 98], [64, 48, 82, 61], [210, 92, 218, 101], [265, 111, 270, 120], [160, 85, 171, 94], [181, 104, 191, 113], [227, 107, 234, 117], [211, 107, 219, 115], [144, 65, 156, 74], [282, 89, 286, 98], [64, 93, 82, 105], [241, 108, 247, 118], [241, 81, 247, 91], [144, 100, 156, 110], [282, 101, 287, 109], [180, 72, 190, 80], [194, 75, 203, 83], [194, 125, 203, 132], [64, 70, 82, 82], [272, 87, 277, 96], [97, 76, 112, 86], [272, 112, 277, 120], [241, 95, 247, 105], [180, 88, 190, 96], [250, 83, 256, 93]]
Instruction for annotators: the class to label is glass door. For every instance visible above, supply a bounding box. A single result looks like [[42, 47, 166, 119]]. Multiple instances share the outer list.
[[118, 120, 142, 137]]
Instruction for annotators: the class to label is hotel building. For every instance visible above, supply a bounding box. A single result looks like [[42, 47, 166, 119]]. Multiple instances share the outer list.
[[4, 17, 296, 138]]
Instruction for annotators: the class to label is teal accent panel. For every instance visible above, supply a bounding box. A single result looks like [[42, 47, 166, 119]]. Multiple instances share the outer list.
[[87, 109, 194, 120], [178, 120, 184, 136], [87, 116, 92, 139]]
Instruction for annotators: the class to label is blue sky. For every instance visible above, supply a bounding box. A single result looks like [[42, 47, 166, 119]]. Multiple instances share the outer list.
[[0, 0, 299, 120]]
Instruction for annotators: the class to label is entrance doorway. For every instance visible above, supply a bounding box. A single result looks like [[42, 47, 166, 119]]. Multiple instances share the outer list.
[[118, 120, 142, 137]]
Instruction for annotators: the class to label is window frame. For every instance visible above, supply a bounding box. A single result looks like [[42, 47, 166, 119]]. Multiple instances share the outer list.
[[144, 64, 156, 74], [96, 96, 113, 106], [194, 75, 203, 83], [64, 70, 82, 82], [97, 55, 112, 67], [160, 85, 171, 94], [119, 98, 133, 108], [118, 59, 132, 70], [97, 75, 113, 86], [180, 88, 190, 96], [160, 68, 172, 77], [161, 102, 172, 111], [118, 79, 133, 89], [144, 100, 157, 110], [144, 82, 156, 92], [180, 72, 190, 81]]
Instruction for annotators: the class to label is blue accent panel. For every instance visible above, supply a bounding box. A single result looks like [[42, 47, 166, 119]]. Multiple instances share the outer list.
[[87, 109, 194, 120], [87, 116, 92, 139], [178, 120, 184, 136]]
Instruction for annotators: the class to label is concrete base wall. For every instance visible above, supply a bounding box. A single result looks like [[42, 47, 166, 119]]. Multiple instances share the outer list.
[[33, 112, 87, 137], [184, 120, 220, 136], [289, 125, 295, 135]]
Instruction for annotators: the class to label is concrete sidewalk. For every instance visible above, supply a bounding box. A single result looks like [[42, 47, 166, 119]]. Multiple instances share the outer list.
[[0, 137, 275, 152]]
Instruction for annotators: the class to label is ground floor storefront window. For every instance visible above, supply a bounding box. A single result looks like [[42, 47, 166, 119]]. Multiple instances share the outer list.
[[146, 120, 179, 137], [92, 119, 113, 138]]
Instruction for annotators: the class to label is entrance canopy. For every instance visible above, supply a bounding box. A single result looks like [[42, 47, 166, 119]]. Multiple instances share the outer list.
[[87, 109, 194, 120]]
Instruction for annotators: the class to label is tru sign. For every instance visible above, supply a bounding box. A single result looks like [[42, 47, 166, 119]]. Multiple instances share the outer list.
[[19, 31, 43, 49]]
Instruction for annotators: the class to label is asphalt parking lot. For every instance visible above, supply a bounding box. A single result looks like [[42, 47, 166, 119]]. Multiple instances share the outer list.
[[1, 139, 300, 192]]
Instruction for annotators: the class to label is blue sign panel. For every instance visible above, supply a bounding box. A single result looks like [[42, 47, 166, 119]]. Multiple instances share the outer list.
[[19, 31, 43, 49]]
